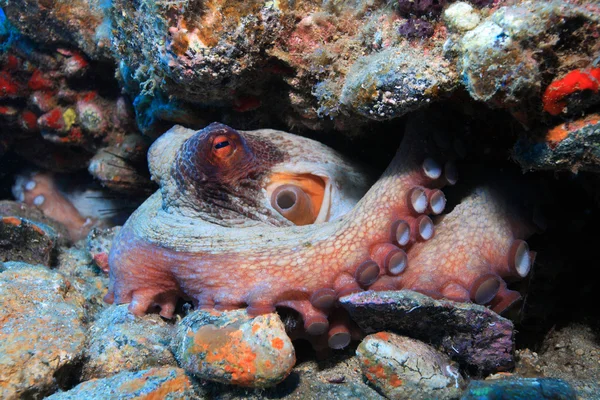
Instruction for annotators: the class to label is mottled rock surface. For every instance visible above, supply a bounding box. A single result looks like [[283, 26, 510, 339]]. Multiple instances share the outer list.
[[47, 367, 197, 399], [83, 304, 177, 379], [340, 290, 514, 373], [356, 332, 464, 400], [56, 247, 109, 320], [1, 0, 112, 60], [0, 201, 68, 265], [173, 309, 295, 388], [197, 350, 384, 400], [514, 114, 600, 173], [0, 263, 86, 399]]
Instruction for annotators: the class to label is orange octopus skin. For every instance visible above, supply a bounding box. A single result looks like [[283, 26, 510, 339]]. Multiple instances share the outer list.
[[106, 118, 535, 349]]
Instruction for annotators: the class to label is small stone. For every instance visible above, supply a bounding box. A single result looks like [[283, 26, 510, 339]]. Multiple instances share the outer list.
[[575, 349, 585, 356], [356, 332, 464, 400], [340, 290, 515, 373], [173, 309, 295, 388], [444, 2, 481, 32], [0, 264, 86, 399], [46, 367, 196, 399], [83, 304, 177, 379], [462, 377, 577, 399]]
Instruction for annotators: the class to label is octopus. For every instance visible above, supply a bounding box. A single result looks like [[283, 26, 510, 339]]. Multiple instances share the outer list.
[[106, 115, 537, 349]]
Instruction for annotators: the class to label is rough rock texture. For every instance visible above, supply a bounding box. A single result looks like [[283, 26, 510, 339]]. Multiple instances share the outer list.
[[47, 367, 197, 399], [196, 350, 385, 400], [83, 304, 177, 379], [514, 114, 600, 173], [0, 0, 112, 60], [340, 290, 515, 373], [173, 309, 295, 388], [0, 263, 86, 399], [88, 0, 599, 134], [56, 247, 109, 320], [356, 332, 464, 400], [103, 0, 461, 134], [0, 200, 68, 265]]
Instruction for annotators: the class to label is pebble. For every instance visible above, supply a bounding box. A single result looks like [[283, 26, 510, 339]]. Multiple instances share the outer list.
[[0, 263, 86, 399], [444, 2, 481, 32], [47, 367, 196, 399], [173, 309, 295, 388], [356, 332, 464, 400], [83, 304, 177, 379]]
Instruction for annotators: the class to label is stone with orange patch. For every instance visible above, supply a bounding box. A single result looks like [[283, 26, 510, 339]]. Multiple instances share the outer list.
[[0, 263, 86, 399], [356, 332, 464, 400], [173, 309, 295, 388], [514, 113, 600, 174], [45, 367, 195, 399]]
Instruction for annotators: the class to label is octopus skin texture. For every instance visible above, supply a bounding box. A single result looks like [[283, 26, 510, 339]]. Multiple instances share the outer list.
[[106, 119, 536, 349]]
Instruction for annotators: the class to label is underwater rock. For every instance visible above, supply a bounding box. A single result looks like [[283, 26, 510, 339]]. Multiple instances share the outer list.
[[47, 367, 196, 400], [88, 134, 153, 195], [56, 247, 109, 319], [0, 200, 68, 265], [456, 1, 600, 114], [1, 0, 111, 60], [0, 263, 86, 399], [173, 309, 295, 388], [83, 304, 177, 380], [443, 2, 481, 32], [458, 19, 540, 109], [462, 377, 577, 400], [513, 114, 600, 173], [101, 0, 462, 133], [340, 290, 515, 373], [87, 226, 121, 273], [336, 45, 456, 120], [356, 332, 464, 400]]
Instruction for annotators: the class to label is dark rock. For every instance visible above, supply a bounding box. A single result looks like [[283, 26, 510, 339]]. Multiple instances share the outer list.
[[83, 304, 177, 379], [340, 290, 514, 373], [0, 200, 68, 265]]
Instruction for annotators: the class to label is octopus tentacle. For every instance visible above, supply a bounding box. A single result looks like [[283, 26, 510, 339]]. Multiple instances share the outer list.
[[395, 185, 537, 314]]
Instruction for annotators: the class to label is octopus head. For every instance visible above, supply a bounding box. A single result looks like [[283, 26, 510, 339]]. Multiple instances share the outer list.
[[148, 122, 371, 227]]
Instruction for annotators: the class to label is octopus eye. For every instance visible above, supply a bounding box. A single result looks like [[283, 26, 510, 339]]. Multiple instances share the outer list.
[[212, 135, 236, 158]]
